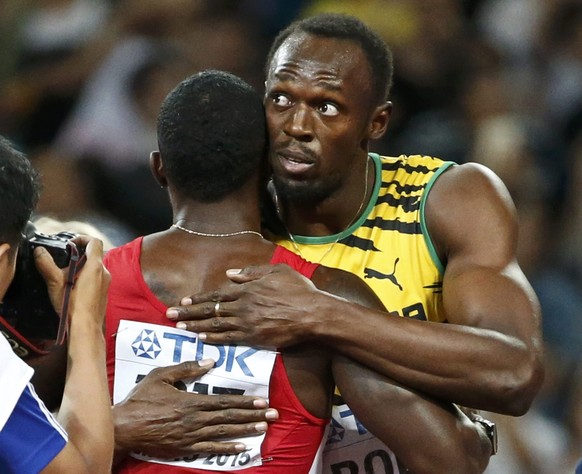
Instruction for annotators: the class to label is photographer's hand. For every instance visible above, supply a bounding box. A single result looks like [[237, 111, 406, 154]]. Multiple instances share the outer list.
[[30, 236, 104, 408], [35, 235, 108, 324], [64, 235, 110, 328], [33, 244, 66, 316], [34, 235, 114, 473]]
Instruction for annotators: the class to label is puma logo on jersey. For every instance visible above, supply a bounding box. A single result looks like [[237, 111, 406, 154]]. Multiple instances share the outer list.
[[363, 258, 403, 290]]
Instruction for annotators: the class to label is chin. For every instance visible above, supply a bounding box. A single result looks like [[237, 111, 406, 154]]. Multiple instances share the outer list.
[[273, 175, 334, 204], [273, 176, 307, 200]]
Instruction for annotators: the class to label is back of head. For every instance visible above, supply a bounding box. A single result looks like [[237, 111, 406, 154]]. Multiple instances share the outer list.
[[266, 13, 393, 105], [157, 70, 267, 202], [0, 137, 41, 248]]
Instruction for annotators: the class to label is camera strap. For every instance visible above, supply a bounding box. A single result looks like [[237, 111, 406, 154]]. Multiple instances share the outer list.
[[0, 315, 53, 358], [55, 243, 87, 346]]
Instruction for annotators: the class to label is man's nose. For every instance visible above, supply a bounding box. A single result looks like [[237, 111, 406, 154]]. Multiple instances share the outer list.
[[283, 104, 313, 141]]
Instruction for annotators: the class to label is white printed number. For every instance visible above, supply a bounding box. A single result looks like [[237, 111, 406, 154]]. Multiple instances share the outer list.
[[203, 452, 252, 468]]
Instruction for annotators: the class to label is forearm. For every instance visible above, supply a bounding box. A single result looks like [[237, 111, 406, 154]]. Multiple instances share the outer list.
[[180, 264, 542, 414], [316, 295, 540, 414], [332, 355, 492, 474], [57, 316, 113, 474]]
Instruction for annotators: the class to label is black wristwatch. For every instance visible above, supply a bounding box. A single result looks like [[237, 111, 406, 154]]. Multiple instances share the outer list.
[[472, 414, 498, 455]]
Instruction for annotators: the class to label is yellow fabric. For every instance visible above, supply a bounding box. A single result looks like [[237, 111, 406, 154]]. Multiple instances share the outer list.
[[274, 153, 454, 322]]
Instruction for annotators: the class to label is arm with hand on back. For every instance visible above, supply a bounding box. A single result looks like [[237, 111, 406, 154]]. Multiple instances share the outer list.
[[313, 265, 492, 474], [170, 163, 544, 416]]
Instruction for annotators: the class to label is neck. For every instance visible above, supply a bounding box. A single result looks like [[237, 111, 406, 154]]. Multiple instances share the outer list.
[[172, 191, 262, 235]]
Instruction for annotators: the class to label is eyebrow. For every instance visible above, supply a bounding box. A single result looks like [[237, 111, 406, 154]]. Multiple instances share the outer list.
[[273, 69, 343, 93], [314, 80, 342, 93]]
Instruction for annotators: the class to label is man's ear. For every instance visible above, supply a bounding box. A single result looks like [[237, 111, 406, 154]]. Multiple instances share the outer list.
[[368, 101, 392, 140], [0, 243, 12, 262], [0, 242, 16, 299], [149, 151, 168, 188]]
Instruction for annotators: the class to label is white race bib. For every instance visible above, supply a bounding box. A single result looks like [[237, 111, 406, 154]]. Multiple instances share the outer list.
[[114, 320, 277, 471], [321, 401, 400, 474]]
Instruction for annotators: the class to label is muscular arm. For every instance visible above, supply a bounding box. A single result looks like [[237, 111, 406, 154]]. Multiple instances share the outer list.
[[314, 266, 492, 473], [333, 356, 491, 474], [424, 163, 544, 413], [172, 164, 543, 415]]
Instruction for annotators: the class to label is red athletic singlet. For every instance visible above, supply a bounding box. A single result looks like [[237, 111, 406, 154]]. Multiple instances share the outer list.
[[105, 238, 327, 473]]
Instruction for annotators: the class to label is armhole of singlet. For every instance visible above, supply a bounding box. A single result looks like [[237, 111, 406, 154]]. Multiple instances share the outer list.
[[275, 354, 329, 426], [420, 162, 455, 275], [271, 245, 318, 278]]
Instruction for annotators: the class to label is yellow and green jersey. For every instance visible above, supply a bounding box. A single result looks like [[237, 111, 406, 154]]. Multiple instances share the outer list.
[[274, 152, 455, 323]]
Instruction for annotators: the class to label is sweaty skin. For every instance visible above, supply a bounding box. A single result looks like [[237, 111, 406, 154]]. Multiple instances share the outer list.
[[169, 33, 544, 416]]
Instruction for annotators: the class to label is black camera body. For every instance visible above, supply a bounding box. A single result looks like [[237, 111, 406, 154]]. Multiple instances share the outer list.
[[28, 231, 77, 268], [0, 223, 79, 356]]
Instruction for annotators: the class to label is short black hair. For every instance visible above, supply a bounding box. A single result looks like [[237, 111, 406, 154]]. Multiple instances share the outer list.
[[266, 13, 394, 104], [0, 136, 41, 249], [157, 70, 267, 202]]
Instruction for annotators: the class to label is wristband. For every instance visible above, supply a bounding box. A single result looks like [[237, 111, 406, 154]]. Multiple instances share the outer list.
[[472, 414, 498, 455]]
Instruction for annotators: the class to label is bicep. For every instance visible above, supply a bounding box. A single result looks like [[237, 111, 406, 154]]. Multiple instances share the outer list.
[[443, 262, 542, 346], [428, 163, 542, 342]]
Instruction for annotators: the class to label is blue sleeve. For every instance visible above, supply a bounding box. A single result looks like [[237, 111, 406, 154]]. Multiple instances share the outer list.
[[576, 459, 582, 474], [0, 384, 67, 474]]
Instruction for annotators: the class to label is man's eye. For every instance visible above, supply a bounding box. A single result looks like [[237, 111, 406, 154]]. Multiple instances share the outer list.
[[273, 94, 291, 107], [319, 103, 339, 116]]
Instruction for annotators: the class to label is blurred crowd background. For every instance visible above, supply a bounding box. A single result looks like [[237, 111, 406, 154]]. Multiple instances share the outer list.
[[1, 0, 581, 472]]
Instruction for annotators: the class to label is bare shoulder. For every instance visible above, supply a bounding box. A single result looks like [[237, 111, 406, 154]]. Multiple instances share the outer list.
[[430, 162, 515, 207], [426, 162, 519, 267], [311, 265, 386, 311]]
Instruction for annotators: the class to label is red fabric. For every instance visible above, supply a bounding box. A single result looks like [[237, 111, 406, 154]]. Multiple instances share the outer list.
[[105, 238, 325, 473]]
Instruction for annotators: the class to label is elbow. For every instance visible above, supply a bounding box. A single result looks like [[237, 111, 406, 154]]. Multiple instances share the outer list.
[[399, 416, 491, 474], [496, 353, 545, 416]]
